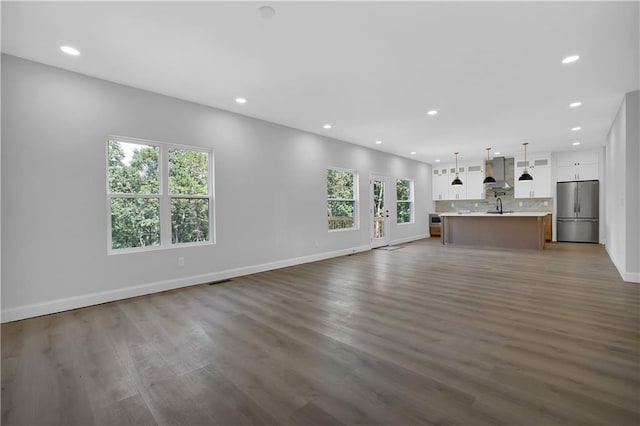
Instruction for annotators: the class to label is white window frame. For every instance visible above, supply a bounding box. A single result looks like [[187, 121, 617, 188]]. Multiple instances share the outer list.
[[327, 167, 359, 232], [396, 178, 414, 225], [106, 135, 215, 254]]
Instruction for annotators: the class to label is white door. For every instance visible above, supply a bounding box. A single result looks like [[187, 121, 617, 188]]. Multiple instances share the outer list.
[[371, 175, 391, 248]]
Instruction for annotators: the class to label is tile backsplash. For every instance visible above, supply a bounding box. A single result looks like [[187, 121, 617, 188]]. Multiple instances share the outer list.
[[435, 157, 553, 213], [436, 196, 552, 213]]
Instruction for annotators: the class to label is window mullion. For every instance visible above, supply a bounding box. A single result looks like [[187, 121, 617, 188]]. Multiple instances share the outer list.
[[107, 193, 160, 199], [160, 145, 171, 247]]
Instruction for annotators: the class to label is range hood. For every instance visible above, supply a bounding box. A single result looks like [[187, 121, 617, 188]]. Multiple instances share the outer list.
[[487, 156, 511, 189]]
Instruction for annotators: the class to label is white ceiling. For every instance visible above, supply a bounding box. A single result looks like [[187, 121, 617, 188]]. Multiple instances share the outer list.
[[2, 1, 638, 164]]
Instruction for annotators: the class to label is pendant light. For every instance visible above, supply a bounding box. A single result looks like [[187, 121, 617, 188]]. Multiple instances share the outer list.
[[518, 142, 534, 181], [451, 152, 463, 185], [483, 147, 496, 184]]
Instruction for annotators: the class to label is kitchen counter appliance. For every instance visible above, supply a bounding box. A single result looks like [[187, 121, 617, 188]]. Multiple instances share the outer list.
[[429, 213, 441, 237], [557, 180, 599, 243]]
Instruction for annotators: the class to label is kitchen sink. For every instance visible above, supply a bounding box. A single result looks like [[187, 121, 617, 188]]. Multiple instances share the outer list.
[[486, 210, 515, 214]]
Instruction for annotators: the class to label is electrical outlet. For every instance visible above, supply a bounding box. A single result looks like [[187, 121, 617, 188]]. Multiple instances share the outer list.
[[519, 201, 523, 207], [315, 239, 319, 247], [451, 203, 454, 208], [178, 257, 185, 267], [543, 201, 548, 206], [474, 203, 478, 207]]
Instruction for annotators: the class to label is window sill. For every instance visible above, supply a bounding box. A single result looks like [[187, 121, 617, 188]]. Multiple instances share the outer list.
[[328, 227, 359, 233], [108, 240, 214, 255]]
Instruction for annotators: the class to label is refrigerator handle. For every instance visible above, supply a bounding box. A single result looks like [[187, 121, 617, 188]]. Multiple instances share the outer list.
[[577, 184, 580, 212], [574, 185, 577, 213]]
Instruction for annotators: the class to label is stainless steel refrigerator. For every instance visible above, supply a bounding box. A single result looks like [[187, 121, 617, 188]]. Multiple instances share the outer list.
[[557, 180, 599, 243]]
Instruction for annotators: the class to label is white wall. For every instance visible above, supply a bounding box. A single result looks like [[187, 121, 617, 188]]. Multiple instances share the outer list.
[[605, 90, 640, 283], [0, 6, 3, 315], [1, 55, 432, 321], [624, 91, 639, 276], [605, 99, 626, 274], [599, 146, 607, 245]]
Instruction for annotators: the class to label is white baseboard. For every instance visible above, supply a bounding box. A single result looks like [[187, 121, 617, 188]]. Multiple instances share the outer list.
[[1, 245, 371, 323], [606, 245, 640, 283], [389, 233, 430, 246], [621, 270, 640, 283]]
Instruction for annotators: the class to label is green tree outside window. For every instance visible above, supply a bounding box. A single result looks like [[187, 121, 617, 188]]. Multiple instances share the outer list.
[[108, 139, 211, 250], [327, 169, 357, 230], [397, 179, 413, 224]]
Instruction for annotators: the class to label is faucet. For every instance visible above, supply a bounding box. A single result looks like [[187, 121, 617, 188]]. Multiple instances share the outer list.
[[496, 197, 503, 215]]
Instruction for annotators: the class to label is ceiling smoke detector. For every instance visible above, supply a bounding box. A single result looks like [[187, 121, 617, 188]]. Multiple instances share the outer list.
[[258, 6, 276, 19]]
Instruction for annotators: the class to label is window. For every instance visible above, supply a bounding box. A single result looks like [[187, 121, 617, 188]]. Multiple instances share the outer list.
[[396, 179, 414, 224], [327, 168, 358, 230], [169, 148, 211, 244], [107, 137, 213, 252]]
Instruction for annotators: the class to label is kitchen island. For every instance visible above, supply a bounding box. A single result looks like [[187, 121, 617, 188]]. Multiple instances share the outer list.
[[439, 212, 548, 250]]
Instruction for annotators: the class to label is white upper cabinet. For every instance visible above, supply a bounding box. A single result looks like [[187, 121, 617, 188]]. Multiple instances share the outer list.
[[556, 149, 599, 182], [432, 162, 485, 201], [447, 165, 466, 200], [465, 163, 486, 200], [514, 159, 533, 199], [433, 149, 600, 202], [531, 157, 552, 197], [431, 166, 449, 201], [514, 153, 552, 198]]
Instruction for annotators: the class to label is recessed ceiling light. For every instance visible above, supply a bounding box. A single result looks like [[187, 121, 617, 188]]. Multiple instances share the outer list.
[[435, 159, 441, 163], [235, 97, 247, 104], [562, 55, 580, 64], [410, 151, 417, 155], [427, 110, 438, 116], [60, 45, 80, 56], [323, 124, 332, 129], [569, 101, 582, 108], [571, 126, 581, 131], [573, 142, 581, 146], [494, 152, 501, 155], [375, 140, 382, 145]]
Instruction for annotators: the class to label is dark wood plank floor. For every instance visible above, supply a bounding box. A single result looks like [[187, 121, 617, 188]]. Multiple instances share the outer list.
[[2, 239, 639, 425]]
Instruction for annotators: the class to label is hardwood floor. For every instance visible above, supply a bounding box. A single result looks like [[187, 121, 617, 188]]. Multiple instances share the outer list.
[[2, 239, 639, 425]]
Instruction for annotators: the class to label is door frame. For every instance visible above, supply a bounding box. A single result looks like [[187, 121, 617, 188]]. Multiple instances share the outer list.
[[370, 174, 391, 248]]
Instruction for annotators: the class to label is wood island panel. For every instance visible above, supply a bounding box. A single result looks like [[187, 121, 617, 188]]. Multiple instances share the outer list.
[[441, 214, 546, 250], [545, 213, 552, 242]]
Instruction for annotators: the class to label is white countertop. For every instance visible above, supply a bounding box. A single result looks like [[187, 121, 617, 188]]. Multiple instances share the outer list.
[[438, 212, 549, 217]]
